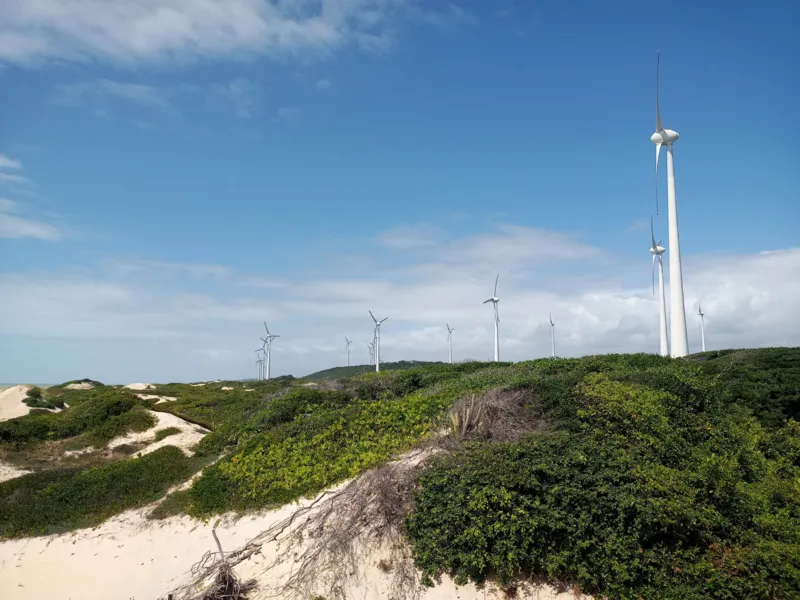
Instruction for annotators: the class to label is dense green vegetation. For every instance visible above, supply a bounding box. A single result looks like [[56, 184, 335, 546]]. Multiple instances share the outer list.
[[303, 360, 444, 381], [2, 348, 798, 600], [405, 349, 800, 600], [0, 446, 205, 538]]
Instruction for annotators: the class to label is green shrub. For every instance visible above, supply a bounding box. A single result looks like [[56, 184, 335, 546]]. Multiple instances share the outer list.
[[0, 446, 200, 538], [154, 426, 182, 442], [405, 359, 800, 600]]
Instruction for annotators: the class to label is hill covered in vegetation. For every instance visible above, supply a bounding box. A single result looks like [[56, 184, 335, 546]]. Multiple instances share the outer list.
[[303, 359, 445, 380], [1, 348, 798, 599]]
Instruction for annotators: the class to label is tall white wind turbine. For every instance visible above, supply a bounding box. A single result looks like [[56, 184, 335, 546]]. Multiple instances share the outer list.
[[446, 323, 454, 364], [345, 336, 352, 367], [483, 274, 500, 362], [369, 311, 388, 372], [698, 302, 706, 352], [652, 51, 689, 357], [262, 322, 280, 380], [549, 313, 556, 358], [650, 216, 670, 357]]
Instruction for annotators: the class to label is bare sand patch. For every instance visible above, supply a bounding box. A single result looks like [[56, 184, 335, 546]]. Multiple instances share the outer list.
[[0, 463, 31, 483], [0, 385, 31, 422], [136, 394, 178, 404], [108, 411, 208, 457], [65, 382, 95, 390], [124, 383, 155, 391]]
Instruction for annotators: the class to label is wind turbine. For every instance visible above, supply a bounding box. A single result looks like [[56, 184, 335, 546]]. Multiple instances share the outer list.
[[549, 313, 556, 358], [262, 322, 280, 380], [652, 51, 689, 357], [367, 341, 375, 365], [345, 337, 353, 367], [698, 302, 706, 352], [483, 274, 500, 362], [369, 310, 388, 372], [255, 356, 264, 381], [254, 341, 267, 381], [446, 323, 454, 364], [650, 216, 670, 357]]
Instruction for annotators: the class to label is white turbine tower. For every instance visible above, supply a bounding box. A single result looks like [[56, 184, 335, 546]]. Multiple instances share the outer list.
[[262, 322, 280, 380], [369, 311, 388, 372], [345, 336, 352, 367], [650, 216, 670, 357], [698, 303, 707, 352], [254, 341, 267, 381], [446, 323, 454, 364], [652, 51, 689, 358], [483, 274, 500, 362], [549, 313, 556, 358], [367, 341, 375, 365]]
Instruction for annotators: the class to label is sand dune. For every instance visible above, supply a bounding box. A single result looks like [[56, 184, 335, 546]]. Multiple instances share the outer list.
[[124, 382, 156, 390], [0, 385, 31, 422], [0, 489, 584, 600], [136, 394, 177, 404]]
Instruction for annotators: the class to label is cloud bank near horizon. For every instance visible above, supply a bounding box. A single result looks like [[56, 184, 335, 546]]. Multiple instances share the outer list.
[[1, 223, 797, 383]]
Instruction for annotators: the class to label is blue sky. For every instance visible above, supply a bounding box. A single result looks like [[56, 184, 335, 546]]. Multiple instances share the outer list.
[[1, 0, 798, 383]]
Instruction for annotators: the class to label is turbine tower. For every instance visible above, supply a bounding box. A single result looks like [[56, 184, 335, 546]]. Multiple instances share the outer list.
[[549, 313, 556, 358], [262, 322, 280, 380], [367, 341, 375, 365], [652, 51, 689, 357], [345, 336, 352, 367], [254, 343, 267, 381], [446, 323, 454, 364], [483, 274, 500, 362], [698, 302, 706, 352], [369, 311, 388, 372], [650, 216, 670, 357], [255, 356, 264, 381]]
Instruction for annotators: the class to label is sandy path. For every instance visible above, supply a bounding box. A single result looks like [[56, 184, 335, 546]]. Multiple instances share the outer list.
[[0, 385, 31, 422]]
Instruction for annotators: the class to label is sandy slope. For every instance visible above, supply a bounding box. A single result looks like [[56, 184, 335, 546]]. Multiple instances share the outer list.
[[0, 385, 31, 422], [0, 493, 585, 600], [136, 394, 178, 404], [0, 464, 31, 484]]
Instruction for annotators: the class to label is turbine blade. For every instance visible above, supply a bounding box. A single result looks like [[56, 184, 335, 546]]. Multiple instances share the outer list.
[[369, 310, 377, 324], [650, 215, 657, 248], [483, 299, 493, 304], [494, 273, 499, 297], [656, 51, 663, 132], [655, 142, 662, 215], [263, 321, 270, 335], [380, 317, 388, 323], [652, 254, 656, 295]]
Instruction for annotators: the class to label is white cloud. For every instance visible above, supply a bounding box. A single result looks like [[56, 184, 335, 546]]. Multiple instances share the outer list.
[[1, 226, 797, 383], [278, 106, 302, 120], [377, 224, 442, 249], [0, 0, 430, 65], [0, 154, 22, 170], [55, 79, 170, 109], [316, 78, 332, 90], [0, 210, 63, 240]]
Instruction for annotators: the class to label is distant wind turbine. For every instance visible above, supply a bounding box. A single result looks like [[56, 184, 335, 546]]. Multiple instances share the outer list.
[[483, 274, 500, 362], [651, 51, 689, 357], [446, 323, 454, 364], [345, 336, 352, 367], [255, 356, 264, 381], [254, 341, 267, 381], [698, 303, 707, 352], [549, 313, 556, 358], [367, 341, 375, 365], [650, 216, 670, 357], [369, 310, 388, 372], [262, 322, 280, 380]]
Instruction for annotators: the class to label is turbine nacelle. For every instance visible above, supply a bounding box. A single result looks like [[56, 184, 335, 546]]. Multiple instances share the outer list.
[[649, 244, 665, 256], [651, 129, 679, 145]]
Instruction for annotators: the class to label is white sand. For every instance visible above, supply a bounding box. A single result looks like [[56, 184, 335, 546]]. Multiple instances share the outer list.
[[0, 489, 585, 600], [65, 382, 95, 390], [0, 463, 31, 483], [124, 383, 155, 390], [221, 386, 233, 391], [189, 383, 206, 387], [108, 411, 208, 457], [0, 385, 31, 422], [136, 394, 178, 404]]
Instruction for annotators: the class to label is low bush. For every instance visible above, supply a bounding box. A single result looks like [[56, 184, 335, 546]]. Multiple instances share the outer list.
[[154, 426, 182, 442], [0, 446, 201, 538]]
